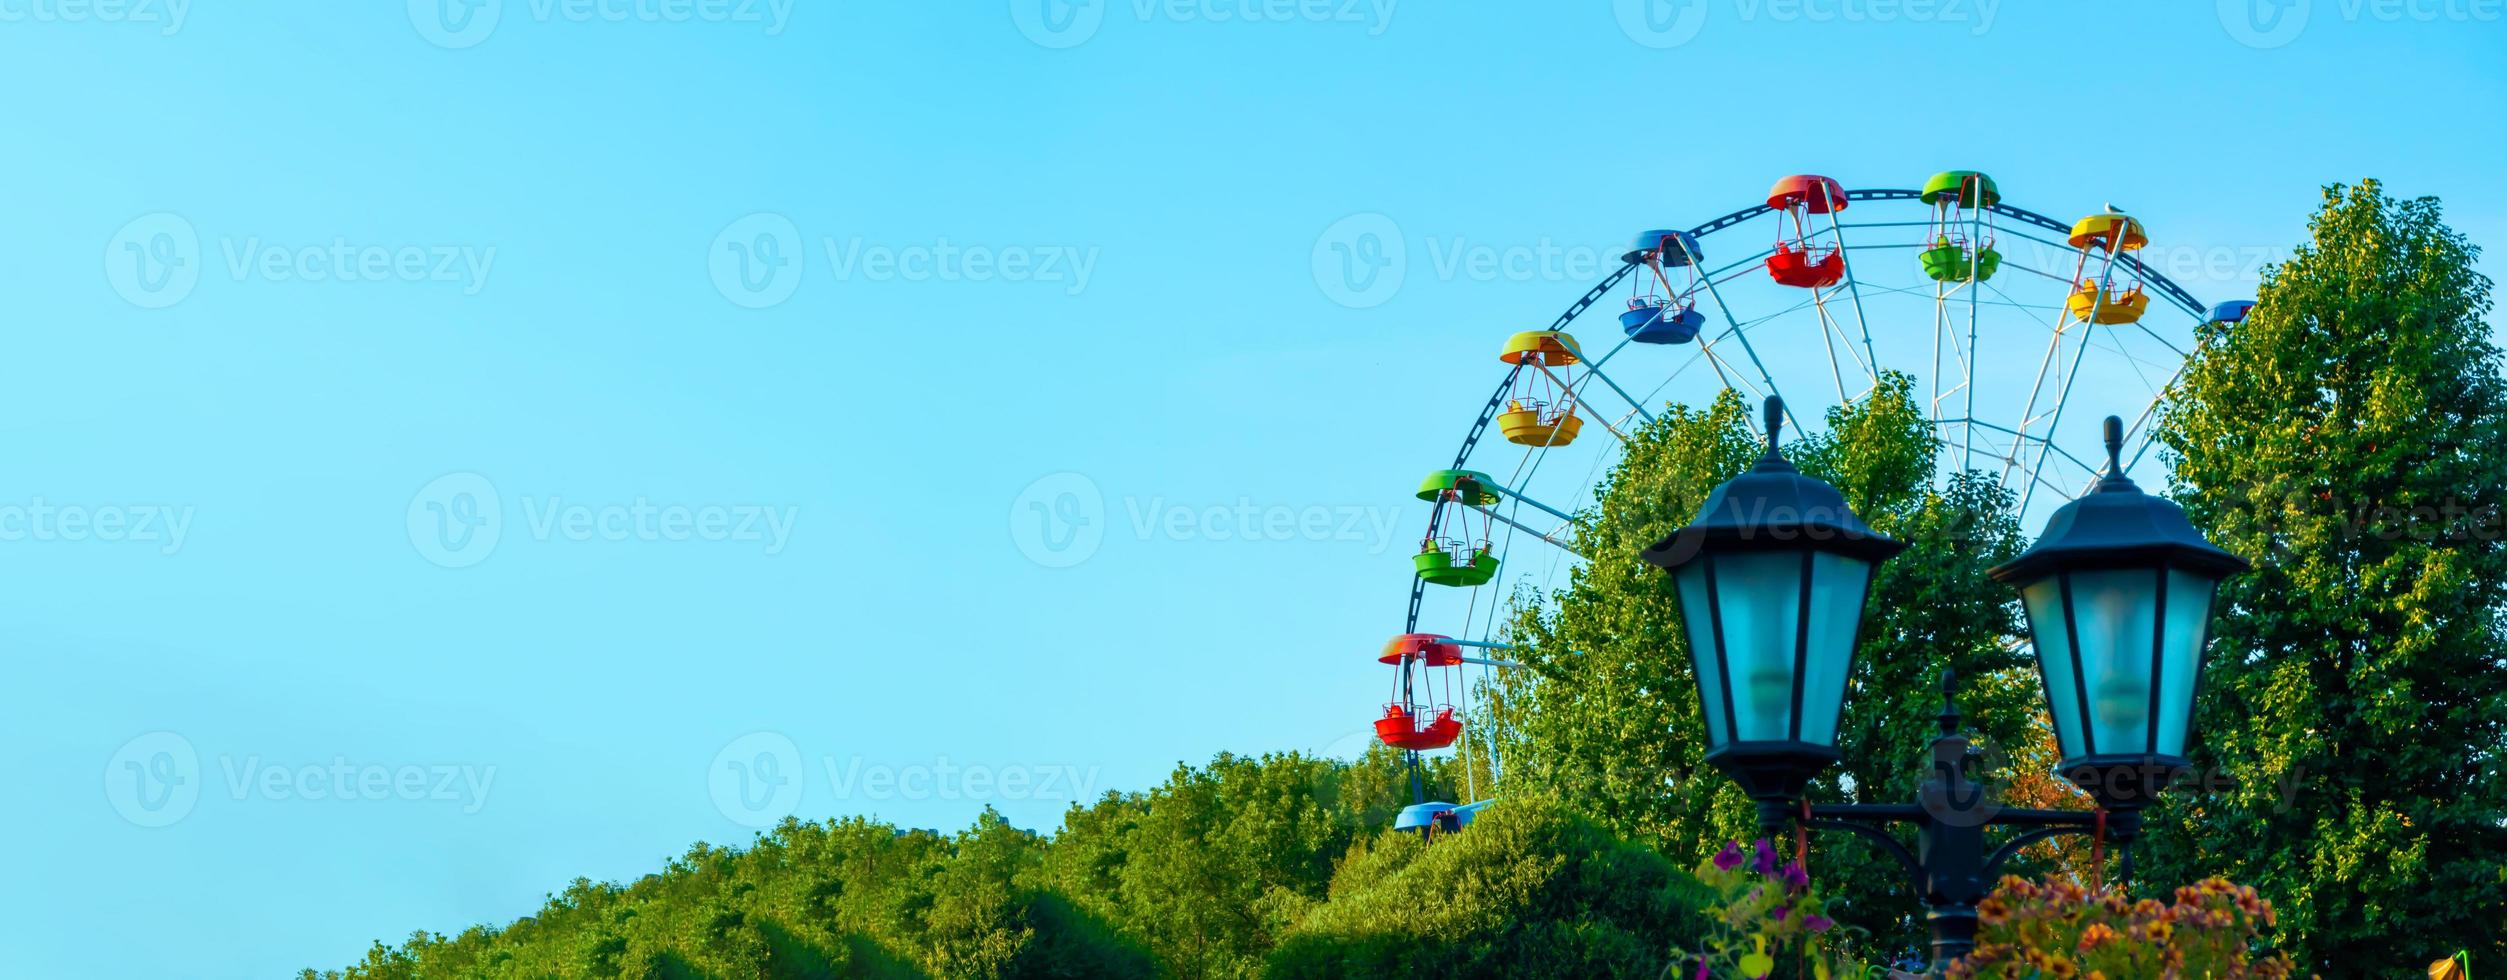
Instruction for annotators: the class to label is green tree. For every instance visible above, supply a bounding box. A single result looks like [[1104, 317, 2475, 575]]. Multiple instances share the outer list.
[[1033, 750, 1444, 979], [313, 812, 1150, 980], [2143, 179, 2507, 970], [1484, 375, 2042, 955], [1264, 794, 1706, 977]]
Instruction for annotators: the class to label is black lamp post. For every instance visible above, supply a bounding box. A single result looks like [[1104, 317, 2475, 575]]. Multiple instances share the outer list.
[[1643, 402, 2246, 975], [1639, 397, 1907, 816]]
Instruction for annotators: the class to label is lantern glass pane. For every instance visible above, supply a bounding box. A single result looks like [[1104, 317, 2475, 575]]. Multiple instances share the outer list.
[[2071, 568, 2161, 755], [2021, 577, 2085, 758], [1795, 551, 1871, 746], [2154, 569, 2219, 757], [1713, 551, 1805, 742], [1672, 563, 1728, 747]]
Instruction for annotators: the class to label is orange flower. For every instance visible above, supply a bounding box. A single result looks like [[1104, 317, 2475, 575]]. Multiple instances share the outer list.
[[1979, 896, 2013, 925], [2076, 922, 2121, 952]]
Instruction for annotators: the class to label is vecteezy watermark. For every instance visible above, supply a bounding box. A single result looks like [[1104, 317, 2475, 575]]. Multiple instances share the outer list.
[[0, 499, 193, 555], [104, 732, 200, 827], [706, 212, 1100, 308], [1010, 0, 1397, 49], [2006, 238, 2287, 291], [2217, 0, 2500, 49], [1615, 0, 1999, 48], [707, 730, 1104, 827], [1010, 472, 1106, 568], [1311, 213, 1405, 309], [1009, 471, 1405, 568], [406, 471, 799, 569], [407, 0, 795, 49], [0, 0, 189, 34], [105, 731, 496, 827], [104, 212, 496, 309], [1312, 213, 1655, 310], [1121, 496, 1403, 552]]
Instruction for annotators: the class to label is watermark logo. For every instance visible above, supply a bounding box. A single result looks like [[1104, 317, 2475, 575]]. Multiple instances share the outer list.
[[1615, 0, 1709, 48], [409, 472, 503, 569], [410, 0, 794, 48], [1617, 0, 1998, 46], [406, 472, 800, 568], [409, 0, 503, 48], [1012, 0, 1393, 48], [709, 212, 805, 308], [821, 755, 1101, 803], [2218, 0, 2309, 47], [709, 731, 806, 828], [1315, 215, 1698, 307], [2219, 0, 2503, 48], [1010, 473, 1405, 568], [707, 732, 1106, 825], [1011, 0, 1105, 47], [105, 212, 496, 309], [825, 238, 1098, 297], [1, 0, 189, 34], [106, 731, 200, 828], [1011, 472, 1106, 568], [1312, 212, 1405, 309], [706, 213, 1099, 308], [106, 733, 494, 826], [217, 757, 496, 813], [106, 212, 201, 309], [0, 499, 194, 554]]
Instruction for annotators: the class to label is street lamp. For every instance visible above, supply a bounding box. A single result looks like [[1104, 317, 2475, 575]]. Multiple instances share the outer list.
[[1645, 402, 2245, 974], [1640, 397, 1907, 815], [1988, 416, 2248, 812]]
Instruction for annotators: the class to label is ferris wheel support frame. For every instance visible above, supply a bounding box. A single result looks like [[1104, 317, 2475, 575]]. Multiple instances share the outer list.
[[1382, 182, 2222, 828], [1584, 189, 2209, 490]]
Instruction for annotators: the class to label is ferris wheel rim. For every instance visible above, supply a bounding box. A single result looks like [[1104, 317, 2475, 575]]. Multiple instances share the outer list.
[[1373, 179, 2239, 816]]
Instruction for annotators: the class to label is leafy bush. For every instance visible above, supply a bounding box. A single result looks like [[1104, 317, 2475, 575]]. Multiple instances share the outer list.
[[1265, 795, 1707, 978]]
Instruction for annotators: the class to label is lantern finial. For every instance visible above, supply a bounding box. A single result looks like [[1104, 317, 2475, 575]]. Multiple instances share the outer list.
[[2094, 415, 2137, 492], [1764, 397, 1785, 451]]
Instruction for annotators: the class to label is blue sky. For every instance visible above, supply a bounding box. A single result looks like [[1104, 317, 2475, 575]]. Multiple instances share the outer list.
[[2, 2, 2502, 976]]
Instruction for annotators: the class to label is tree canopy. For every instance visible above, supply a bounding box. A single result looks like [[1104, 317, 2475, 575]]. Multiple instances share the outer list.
[[2141, 179, 2507, 970]]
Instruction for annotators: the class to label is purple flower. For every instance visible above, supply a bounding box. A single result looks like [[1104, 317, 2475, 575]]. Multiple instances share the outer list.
[[1694, 956, 1710, 980], [1805, 914, 1834, 933], [1771, 905, 1789, 922], [1781, 861, 1809, 891], [1714, 841, 1744, 871], [1751, 838, 1778, 876]]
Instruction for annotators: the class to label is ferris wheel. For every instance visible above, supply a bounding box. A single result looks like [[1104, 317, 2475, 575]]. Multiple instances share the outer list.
[[1368, 170, 2254, 830]]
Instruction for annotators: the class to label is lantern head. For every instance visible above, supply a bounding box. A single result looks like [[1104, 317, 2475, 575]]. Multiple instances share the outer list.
[[1991, 417, 2247, 811], [1643, 397, 1906, 804]]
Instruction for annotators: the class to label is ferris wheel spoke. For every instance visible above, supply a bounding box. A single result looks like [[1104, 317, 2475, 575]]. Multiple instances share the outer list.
[[1823, 210, 1884, 386], [1529, 362, 1635, 443], [1547, 340, 1655, 426], [1811, 289, 1852, 401], [2119, 362, 2187, 474], [1688, 261, 1788, 412], [2015, 321, 2100, 514], [1960, 418, 2102, 478], [2003, 239, 2099, 490], [1467, 502, 1586, 558]]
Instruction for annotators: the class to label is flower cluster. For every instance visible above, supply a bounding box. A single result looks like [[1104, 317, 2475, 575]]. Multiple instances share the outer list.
[[1676, 839, 1881, 980], [1947, 875, 2300, 979]]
